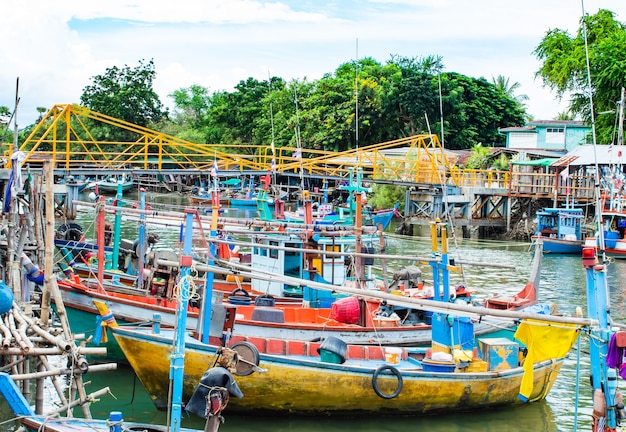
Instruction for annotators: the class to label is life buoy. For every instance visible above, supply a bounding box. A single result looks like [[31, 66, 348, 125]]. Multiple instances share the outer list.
[[372, 365, 403, 399]]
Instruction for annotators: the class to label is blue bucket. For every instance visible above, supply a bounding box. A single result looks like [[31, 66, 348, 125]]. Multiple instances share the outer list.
[[0, 282, 14, 314], [605, 231, 620, 249]]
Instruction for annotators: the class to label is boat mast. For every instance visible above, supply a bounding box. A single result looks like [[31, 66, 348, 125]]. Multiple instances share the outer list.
[[580, 1, 618, 430], [268, 72, 277, 186], [581, 0, 605, 259], [168, 209, 195, 431]]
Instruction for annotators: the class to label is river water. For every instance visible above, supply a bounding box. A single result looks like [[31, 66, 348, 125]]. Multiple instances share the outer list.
[[3, 191, 626, 431]]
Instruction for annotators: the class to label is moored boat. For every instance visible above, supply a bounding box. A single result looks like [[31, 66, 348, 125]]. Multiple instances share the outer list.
[[109, 220, 581, 416], [531, 206, 585, 254], [84, 174, 135, 193]]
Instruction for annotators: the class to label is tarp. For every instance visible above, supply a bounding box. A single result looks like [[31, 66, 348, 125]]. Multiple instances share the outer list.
[[511, 158, 557, 167], [220, 178, 242, 186]]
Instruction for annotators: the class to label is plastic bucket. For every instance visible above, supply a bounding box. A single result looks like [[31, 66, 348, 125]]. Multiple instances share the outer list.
[[385, 347, 402, 365], [317, 337, 347, 364], [329, 297, 360, 324]]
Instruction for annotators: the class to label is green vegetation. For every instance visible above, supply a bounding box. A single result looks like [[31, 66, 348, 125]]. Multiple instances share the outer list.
[[7, 8, 626, 155], [534, 8, 626, 144], [368, 184, 405, 212]]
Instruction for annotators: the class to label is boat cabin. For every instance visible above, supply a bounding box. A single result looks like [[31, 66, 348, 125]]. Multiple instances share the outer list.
[[535, 207, 584, 241], [250, 231, 374, 307]]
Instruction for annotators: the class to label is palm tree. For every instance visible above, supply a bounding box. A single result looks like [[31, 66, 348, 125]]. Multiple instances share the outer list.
[[492, 75, 528, 104]]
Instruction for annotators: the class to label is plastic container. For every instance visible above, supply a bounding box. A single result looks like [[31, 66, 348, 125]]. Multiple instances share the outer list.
[[320, 350, 343, 364], [329, 297, 361, 324], [317, 336, 347, 364], [421, 358, 456, 373], [605, 231, 620, 249], [385, 347, 402, 365], [0, 282, 14, 314], [254, 294, 276, 307]]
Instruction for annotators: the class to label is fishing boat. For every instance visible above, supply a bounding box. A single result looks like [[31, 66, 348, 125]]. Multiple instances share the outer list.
[[189, 185, 232, 205], [109, 220, 581, 416], [584, 179, 626, 259], [84, 174, 135, 193], [52, 184, 546, 364], [531, 206, 585, 254], [261, 169, 398, 231]]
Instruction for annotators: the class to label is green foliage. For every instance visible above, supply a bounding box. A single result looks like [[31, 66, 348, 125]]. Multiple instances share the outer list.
[[369, 184, 405, 212], [80, 59, 167, 143], [491, 153, 511, 171], [464, 143, 492, 169], [534, 9, 626, 143]]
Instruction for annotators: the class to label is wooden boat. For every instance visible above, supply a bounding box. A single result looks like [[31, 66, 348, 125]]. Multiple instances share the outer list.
[[260, 170, 398, 231], [54, 216, 543, 366], [188, 185, 232, 205], [84, 174, 135, 193], [584, 189, 626, 258], [531, 206, 585, 254], [111, 323, 567, 415], [108, 226, 580, 416]]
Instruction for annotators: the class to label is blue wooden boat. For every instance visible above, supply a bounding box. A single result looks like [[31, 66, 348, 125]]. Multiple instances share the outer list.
[[531, 207, 584, 254]]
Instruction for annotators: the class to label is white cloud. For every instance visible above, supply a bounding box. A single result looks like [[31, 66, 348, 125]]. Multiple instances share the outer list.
[[1, 0, 625, 126]]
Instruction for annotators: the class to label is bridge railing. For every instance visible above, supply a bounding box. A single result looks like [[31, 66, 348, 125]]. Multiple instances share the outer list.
[[508, 170, 595, 200]]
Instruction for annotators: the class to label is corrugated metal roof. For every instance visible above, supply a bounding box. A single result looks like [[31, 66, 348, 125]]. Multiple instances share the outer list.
[[551, 145, 626, 167]]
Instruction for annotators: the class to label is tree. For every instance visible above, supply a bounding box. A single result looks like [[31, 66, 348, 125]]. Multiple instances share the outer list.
[[534, 9, 626, 143], [80, 59, 167, 142], [492, 75, 528, 104]]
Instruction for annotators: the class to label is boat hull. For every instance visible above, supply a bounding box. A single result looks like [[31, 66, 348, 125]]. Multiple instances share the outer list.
[[112, 326, 563, 416], [533, 236, 583, 254], [57, 280, 513, 364]]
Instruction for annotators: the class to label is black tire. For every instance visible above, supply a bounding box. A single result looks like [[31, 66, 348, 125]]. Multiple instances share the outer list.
[[372, 365, 403, 399], [56, 222, 84, 241], [230, 341, 260, 377], [230, 287, 250, 298]]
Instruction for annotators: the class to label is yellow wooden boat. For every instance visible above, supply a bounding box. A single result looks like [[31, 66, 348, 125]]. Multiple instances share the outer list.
[[111, 323, 567, 416]]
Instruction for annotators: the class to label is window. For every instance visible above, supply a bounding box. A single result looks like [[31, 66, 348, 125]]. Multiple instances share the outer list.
[[546, 127, 565, 144]]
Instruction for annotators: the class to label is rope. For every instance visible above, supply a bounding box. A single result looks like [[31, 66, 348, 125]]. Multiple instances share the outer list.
[[173, 275, 199, 301]]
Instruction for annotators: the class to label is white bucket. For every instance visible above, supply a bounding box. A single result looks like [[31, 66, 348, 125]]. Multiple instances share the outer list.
[[385, 347, 402, 365]]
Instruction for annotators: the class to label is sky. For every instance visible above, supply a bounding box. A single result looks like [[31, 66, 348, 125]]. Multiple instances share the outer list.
[[2, 0, 626, 128]]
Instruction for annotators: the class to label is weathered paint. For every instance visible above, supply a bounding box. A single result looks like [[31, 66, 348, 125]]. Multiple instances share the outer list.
[[113, 327, 563, 416]]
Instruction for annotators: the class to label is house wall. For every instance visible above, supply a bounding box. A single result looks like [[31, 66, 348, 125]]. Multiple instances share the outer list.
[[508, 132, 538, 149], [535, 126, 588, 151], [504, 124, 590, 151]]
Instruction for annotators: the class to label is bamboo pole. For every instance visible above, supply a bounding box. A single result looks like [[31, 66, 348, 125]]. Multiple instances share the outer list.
[[0, 347, 107, 356], [36, 355, 69, 411], [10, 362, 117, 380], [44, 387, 112, 416]]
